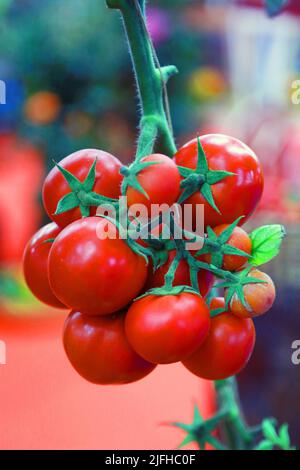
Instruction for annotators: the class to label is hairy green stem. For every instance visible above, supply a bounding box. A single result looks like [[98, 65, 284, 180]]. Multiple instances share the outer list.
[[215, 378, 254, 450], [106, 0, 177, 157]]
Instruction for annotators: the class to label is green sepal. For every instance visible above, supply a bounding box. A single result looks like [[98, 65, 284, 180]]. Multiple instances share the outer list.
[[206, 225, 218, 240], [210, 307, 227, 318], [217, 216, 244, 244], [214, 267, 267, 312], [177, 137, 235, 213], [196, 217, 250, 269], [120, 160, 159, 198], [222, 244, 251, 258], [177, 165, 193, 178], [206, 169, 236, 185], [55, 192, 79, 215], [136, 285, 200, 300], [54, 161, 82, 192], [250, 224, 286, 267], [53, 158, 119, 219], [200, 182, 220, 214], [82, 159, 97, 192], [170, 405, 229, 450]]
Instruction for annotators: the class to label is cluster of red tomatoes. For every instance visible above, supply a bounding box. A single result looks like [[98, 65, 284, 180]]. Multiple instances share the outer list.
[[23, 134, 278, 384]]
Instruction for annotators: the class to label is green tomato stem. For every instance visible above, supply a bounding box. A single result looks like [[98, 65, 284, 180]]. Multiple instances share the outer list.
[[215, 378, 254, 449], [106, 0, 177, 157]]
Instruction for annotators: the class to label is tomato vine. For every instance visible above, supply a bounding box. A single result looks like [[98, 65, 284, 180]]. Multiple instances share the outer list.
[[105, 0, 294, 451]]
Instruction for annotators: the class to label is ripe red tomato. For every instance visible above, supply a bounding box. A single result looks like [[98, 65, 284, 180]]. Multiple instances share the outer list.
[[204, 225, 252, 271], [228, 269, 276, 318], [48, 217, 147, 316], [146, 250, 214, 297], [125, 293, 210, 364], [63, 310, 156, 384], [182, 297, 256, 380], [23, 223, 66, 309], [43, 149, 123, 228], [174, 134, 264, 228], [126, 154, 181, 213]]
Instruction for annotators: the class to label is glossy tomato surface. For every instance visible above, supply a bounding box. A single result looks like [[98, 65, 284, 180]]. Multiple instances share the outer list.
[[125, 293, 210, 364], [63, 310, 156, 384], [174, 134, 264, 228], [48, 217, 147, 315], [126, 154, 181, 213], [43, 149, 122, 228], [146, 250, 214, 297], [182, 297, 256, 380], [23, 223, 66, 309]]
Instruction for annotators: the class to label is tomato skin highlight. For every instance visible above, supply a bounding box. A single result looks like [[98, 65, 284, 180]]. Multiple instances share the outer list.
[[204, 225, 252, 271], [48, 217, 147, 316], [229, 269, 276, 318], [125, 293, 210, 364], [63, 310, 156, 385], [126, 154, 181, 212], [182, 297, 256, 380], [174, 134, 264, 228], [23, 223, 66, 309], [146, 250, 214, 297], [43, 149, 123, 228]]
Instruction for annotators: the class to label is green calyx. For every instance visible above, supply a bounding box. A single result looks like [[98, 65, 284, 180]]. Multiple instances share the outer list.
[[170, 405, 229, 450], [177, 137, 235, 212], [54, 159, 118, 218], [137, 284, 200, 301], [120, 160, 159, 198], [197, 216, 251, 269], [215, 266, 267, 313]]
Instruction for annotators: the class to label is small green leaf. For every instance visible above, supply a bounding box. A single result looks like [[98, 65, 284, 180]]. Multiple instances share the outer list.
[[250, 225, 285, 266]]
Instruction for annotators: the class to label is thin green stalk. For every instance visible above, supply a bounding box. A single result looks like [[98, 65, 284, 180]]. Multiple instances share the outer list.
[[106, 0, 177, 157], [215, 378, 254, 450]]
